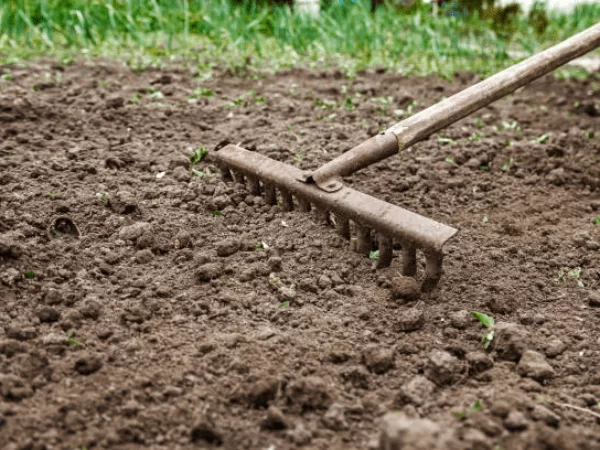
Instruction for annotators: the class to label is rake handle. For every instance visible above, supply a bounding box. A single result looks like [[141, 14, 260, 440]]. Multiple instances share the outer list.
[[309, 22, 600, 191]]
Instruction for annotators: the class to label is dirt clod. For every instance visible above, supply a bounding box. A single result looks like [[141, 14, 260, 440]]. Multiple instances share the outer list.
[[397, 375, 436, 407], [531, 404, 560, 428], [362, 344, 395, 374], [286, 376, 332, 411], [545, 338, 567, 358], [390, 276, 420, 302], [492, 322, 528, 362], [216, 239, 240, 257], [516, 350, 555, 382], [245, 377, 279, 409], [119, 222, 151, 241], [190, 418, 223, 445], [261, 406, 289, 431], [196, 262, 223, 282], [425, 350, 461, 386], [378, 412, 452, 450], [396, 308, 425, 332], [466, 351, 494, 375], [74, 353, 103, 375], [504, 410, 528, 432], [322, 403, 348, 431], [36, 306, 61, 323]]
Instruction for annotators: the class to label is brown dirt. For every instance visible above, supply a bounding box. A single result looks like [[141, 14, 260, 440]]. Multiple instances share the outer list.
[[0, 60, 599, 450]]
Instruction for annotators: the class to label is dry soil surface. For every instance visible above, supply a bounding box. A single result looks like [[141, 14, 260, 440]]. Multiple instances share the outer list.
[[1, 60, 599, 450]]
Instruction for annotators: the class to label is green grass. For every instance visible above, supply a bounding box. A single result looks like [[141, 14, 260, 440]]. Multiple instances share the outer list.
[[1, 1, 600, 77]]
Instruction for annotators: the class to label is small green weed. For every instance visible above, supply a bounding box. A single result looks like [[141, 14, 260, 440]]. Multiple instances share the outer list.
[[532, 133, 550, 144], [129, 92, 142, 104], [456, 401, 483, 419], [67, 329, 81, 345], [279, 301, 289, 308], [468, 132, 482, 141], [295, 152, 304, 162], [475, 118, 485, 129], [445, 157, 455, 164], [593, 217, 600, 225], [95, 192, 108, 202], [471, 311, 495, 350], [501, 157, 514, 172], [438, 136, 455, 145], [24, 270, 35, 279], [554, 267, 583, 287], [480, 163, 490, 171], [584, 130, 595, 139], [212, 211, 223, 217], [482, 215, 489, 224], [49, 192, 59, 200], [190, 147, 209, 165], [369, 250, 379, 260]]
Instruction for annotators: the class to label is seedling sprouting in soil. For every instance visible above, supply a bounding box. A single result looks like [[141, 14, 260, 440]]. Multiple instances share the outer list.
[[480, 163, 490, 171], [49, 192, 58, 200], [456, 401, 483, 420], [279, 301, 289, 308], [471, 311, 495, 350], [475, 118, 484, 129], [555, 267, 584, 287], [24, 270, 35, 279], [438, 136, 455, 145], [344, 97, 355, 111], [295, 152, 304, 162], [500, 120, 520, 131], [468, 132, 482, 141], [501, 157, 514, 172], [532, 133, 550, 144], [482, 216, 489, 224], [256, 241, 268, 249], [129, 92, 142, 104], [594, 217, 600, 225], [584, 131, 595, 139], [369, 250, 379, 260], [67, 329, 81, 346], [212, 211, 223, 217], [149, 90, 164, 100], [95, 192, 108, 202], [190, 147, 209, 165], [445, 157, 455, 164]]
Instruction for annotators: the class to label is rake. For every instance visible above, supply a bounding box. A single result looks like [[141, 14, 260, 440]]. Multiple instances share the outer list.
[[214, 23, 600, 291]]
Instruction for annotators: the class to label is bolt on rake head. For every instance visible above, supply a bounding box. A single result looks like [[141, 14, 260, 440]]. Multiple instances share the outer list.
[[213, 145, 458, 291]]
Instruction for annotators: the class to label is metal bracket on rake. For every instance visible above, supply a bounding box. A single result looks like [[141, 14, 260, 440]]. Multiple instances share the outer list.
[[214, 145, 458, 292]]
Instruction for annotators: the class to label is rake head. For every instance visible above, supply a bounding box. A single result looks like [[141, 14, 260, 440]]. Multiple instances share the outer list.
[[213, 145, 457, 291]]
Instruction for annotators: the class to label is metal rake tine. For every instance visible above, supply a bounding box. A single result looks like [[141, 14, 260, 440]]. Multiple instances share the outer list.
[[298, 197, 311, 212], [376, 235, 393, 268], [264, 182, 277, 205], [335, 214, 350, 239], [247, 175, 261, 195], [422, 251, 443, 292], [355, 224, 371, 256], [401, 245, 417, 277], [280, 188, 294, 211]]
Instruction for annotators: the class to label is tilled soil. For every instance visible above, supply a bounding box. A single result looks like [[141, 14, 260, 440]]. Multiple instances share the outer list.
[[0, 60, 599, 450]]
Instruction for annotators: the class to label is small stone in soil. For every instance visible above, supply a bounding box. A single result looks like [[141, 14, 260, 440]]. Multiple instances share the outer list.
[[516, 350, 555, 382], [362, 344, 395, 374], [589, 292, 600, 308], [390, 276, 420, 302], [74, 353, 103, 375], [396, 308, 425, 332], [425, 350, 461, 386], [267, 256, 283, 272]]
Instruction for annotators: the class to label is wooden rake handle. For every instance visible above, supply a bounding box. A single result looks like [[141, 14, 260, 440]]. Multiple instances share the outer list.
[[307, 22, 600, 192]]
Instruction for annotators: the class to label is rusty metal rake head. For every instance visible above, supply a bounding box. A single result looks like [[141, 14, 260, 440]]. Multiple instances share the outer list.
[[211, 23, 600, 291], [213, 144, 457, 291]]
